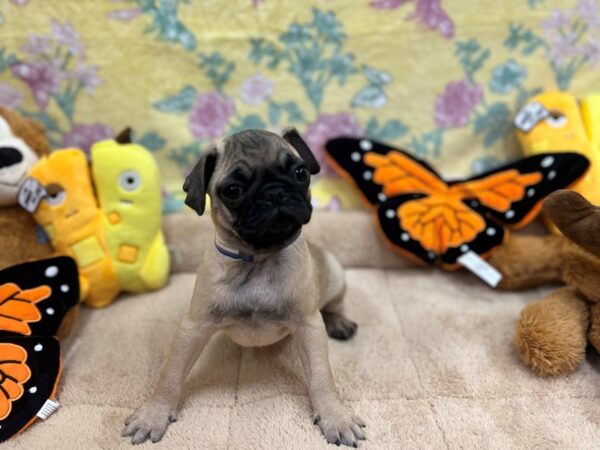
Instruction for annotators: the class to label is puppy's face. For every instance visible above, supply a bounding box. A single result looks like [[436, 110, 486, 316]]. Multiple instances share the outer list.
[[184, 128, 320, 251]]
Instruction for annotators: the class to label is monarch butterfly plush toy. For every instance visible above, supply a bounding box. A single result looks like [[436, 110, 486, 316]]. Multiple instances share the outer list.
[[325, 137, 589, 270], [0, 256, 79, 442]]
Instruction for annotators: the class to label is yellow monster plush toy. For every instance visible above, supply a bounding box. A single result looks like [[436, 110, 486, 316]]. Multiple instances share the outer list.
[[90, 130, 170, 293], [515, 92, 600, 208], [26, 149, 120, 308]]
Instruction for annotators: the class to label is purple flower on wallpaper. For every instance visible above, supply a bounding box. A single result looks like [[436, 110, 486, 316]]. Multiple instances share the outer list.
[[434, 79, 482, 128], [62, 123, 114, 153], [408, 0, 454, 39], [0, 84, 23, 109], [11, 61, 62, 109], [10, 0, 29, 5], [251, 0, 265, 7], [240, 73, 273, 106], [189, 91, 235, 140], [106, 7, 143, 21], [21, 35, 51, 57], [67, 63, 102, 93], [51, 20, 83, 55], [576, 0, 599, 27], [540, 10, 570, 33], [304, 112, 364, 176], [582, 38, 600, 66], [370, 0, 454, 39], [547, 32, 578, 67], [369, 0, 410, 8]]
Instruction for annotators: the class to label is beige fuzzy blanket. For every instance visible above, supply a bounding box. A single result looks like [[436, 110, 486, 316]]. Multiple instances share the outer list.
[[6, 211, 600, 449]]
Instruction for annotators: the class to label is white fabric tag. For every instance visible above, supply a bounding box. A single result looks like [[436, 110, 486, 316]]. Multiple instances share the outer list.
[[36, 399, 60, 420], [457, 251, 502, 288], [514, 102, 549, 132], [18, 177, 47, 213]]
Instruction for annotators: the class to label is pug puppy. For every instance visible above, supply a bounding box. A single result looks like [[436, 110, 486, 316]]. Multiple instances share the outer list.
[[122, 128, 366, 447]]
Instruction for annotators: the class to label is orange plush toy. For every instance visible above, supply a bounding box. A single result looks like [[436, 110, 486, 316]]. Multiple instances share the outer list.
[[26, 149, 120, 308]]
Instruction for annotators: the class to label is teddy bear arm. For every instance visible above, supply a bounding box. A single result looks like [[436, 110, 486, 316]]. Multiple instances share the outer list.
[[489, 234, 567, 290], [563, 246, 600, 303], [514, 287, 589, 376]]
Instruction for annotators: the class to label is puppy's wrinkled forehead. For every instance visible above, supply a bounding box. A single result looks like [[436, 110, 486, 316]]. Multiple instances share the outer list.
[[219, 129, 298, 169]]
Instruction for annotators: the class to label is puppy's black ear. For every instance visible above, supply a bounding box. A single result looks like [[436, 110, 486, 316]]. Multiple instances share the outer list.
[[183, 147, 217, 215], [282, 127, 320, 175]]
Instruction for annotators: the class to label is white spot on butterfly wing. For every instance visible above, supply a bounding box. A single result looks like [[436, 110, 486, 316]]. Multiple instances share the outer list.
[[29, 386, 37, 394], [377, 192, 387, 202], [46, 308, 55, 315], [351, 152, 361, 162], [363, 171, 372, 181], [527, 188, 535, 197], [486, 227, 497, 236], [34, 344, 43, 352], [45, 266, 58, 278], [359, 139, 373, 151], [541, 156, 554, 168], [548, 170, 556, 180], [428, 251, 435, 260], [401, 232, 410, 242], [505, 210, 515, 219], [60, 284, 69, 293], [460, 244, 469, 252], [385, 209, 395, 219]]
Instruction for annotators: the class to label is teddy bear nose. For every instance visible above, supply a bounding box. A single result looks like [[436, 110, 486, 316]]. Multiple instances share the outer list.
[[0, 146, 23, 169]]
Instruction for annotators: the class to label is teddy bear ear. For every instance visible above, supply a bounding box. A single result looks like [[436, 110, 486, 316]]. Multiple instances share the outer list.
[[115, 127, 133, 144], [544, 190, 600, 258]]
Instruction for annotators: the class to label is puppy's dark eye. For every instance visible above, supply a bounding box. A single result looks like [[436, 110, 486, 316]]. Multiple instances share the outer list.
[[223, 184, 243, 200], [294, 166, 309, 183]]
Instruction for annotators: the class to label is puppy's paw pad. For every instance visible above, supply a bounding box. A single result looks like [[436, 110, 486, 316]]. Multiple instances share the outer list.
[[323, 313, 357, 341], [122, 403, 176, 445]]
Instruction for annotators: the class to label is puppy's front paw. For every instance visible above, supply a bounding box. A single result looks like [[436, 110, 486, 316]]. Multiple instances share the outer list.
[[122, 402, 177, 445], [313, 405, 366, 447]]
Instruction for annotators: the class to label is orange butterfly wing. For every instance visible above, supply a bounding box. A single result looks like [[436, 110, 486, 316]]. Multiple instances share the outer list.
[[0, 283, 51, 335], [0, 343, 30, 420], [454, 170, 543, 216]]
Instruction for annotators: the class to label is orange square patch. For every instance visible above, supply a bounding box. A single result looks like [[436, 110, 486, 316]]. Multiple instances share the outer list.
[[108, 211, 121, 225], [117, 244, 138, 263]]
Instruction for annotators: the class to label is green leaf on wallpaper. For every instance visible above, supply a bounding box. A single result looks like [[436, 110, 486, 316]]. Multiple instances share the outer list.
[[153, 85, 197, 113], [471, 156, 504, 175], [488, 59, 527, 94], [504, 23, 547, 56], [229, 114, 266, 134], [352, 86, 387, 108], [199, 52, 236, 91], [410, 129, 444, 158], [473, 102, 513, 148], [352, 66, 392, 108], [249, 9, 363, 111], [140, 0, 197, 51], [365, 117, 407, 140], [267, 101, 305, 126], [169, 140, 203, 170], [455, 39, 490, 81], [0, 48, 16, 73], [20, 110, 62, 134], [137, 131, 166, 151]]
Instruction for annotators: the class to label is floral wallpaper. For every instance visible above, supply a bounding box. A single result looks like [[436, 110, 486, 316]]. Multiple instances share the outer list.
[[0, 0, 598, 212]]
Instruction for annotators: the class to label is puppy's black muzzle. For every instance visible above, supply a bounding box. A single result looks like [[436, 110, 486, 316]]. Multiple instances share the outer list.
[[236, 185, 312, 249]]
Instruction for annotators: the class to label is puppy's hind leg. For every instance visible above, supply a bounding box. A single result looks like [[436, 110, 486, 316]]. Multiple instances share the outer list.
[[318, 249, 357, 341]]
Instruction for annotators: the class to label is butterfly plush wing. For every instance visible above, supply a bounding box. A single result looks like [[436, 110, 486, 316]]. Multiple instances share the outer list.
[[454, 152, 590, 228], [325, 137, 589, 269], [0, 336, 61, 442], [325, 137, 446, 205], [0, 257, 79, 338]]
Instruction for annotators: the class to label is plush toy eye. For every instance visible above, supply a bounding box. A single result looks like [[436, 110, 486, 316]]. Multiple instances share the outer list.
[[223, 184, 243, 200], [294, 166, 309, 183], [545, 113, 568, 128], [119, 170, 141, 191], [45, 184, 66, 206]]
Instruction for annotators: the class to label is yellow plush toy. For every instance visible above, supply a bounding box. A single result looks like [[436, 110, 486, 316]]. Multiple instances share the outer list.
[[91, 133, 170, 293], [26, 149, 120, 308], [515, 92, 600, 207]]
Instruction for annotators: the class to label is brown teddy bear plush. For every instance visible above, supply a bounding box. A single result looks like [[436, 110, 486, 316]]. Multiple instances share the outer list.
[[0, 107, 78, 338], [0, 107, 53, 268], [490, 189, 600, 376]]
